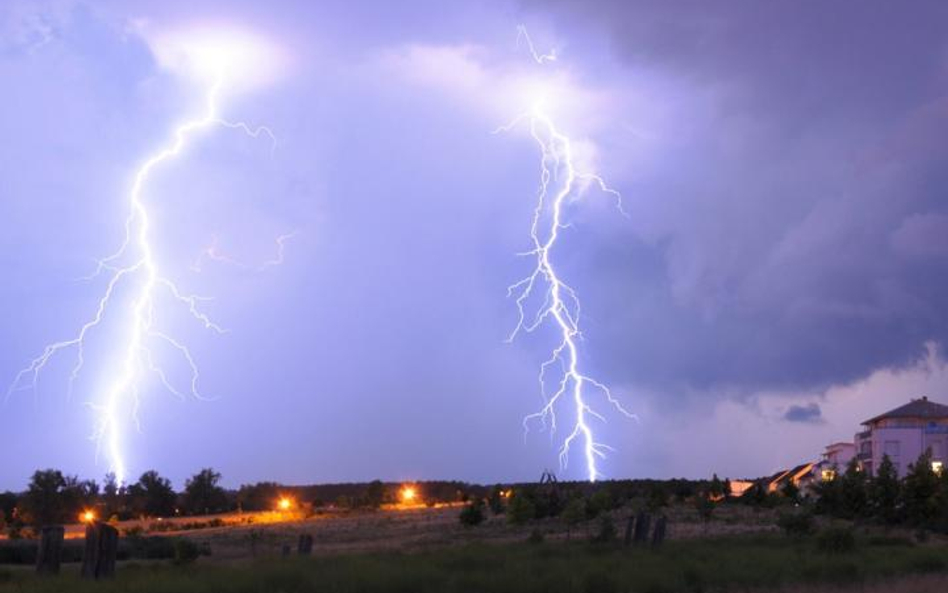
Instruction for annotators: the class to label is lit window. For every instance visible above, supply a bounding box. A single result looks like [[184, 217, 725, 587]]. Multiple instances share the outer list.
[[932, 461, 943, 476], [821, 469, 836, 482]]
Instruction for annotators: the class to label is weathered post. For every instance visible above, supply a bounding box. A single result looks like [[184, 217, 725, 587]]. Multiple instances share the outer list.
[[81, 522, 119, 579], [623, 514, 635, 546], [35, 526, 65, 575], [297, 534, 314, 555], [632, 511, 651, 545], [651, 515, 667, 548]]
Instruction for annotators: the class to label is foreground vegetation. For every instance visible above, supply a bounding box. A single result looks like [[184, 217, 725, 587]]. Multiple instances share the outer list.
[[1, 532, 948, 593]]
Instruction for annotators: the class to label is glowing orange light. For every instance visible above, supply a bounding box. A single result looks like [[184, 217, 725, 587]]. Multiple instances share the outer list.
[[80, 510, 96, 523], [400, 486, 417, 504], [278, 497, 292, 511]]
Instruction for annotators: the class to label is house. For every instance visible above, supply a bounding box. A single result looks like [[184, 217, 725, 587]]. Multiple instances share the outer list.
[[854, 396, 948, 477], [815, 442, 856, 481]]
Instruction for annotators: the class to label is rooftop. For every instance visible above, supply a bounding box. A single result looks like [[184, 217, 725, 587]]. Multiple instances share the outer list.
[[862, 397, 948, 425]]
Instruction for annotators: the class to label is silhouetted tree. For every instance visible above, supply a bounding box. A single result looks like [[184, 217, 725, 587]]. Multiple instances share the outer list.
[[236, 482, 280, 512], [20, 469, 70, 525], [903, 450, 939, 527], [183, 468, 228, 515], [709, 474, 725, 499], [507, 490, 536, 525], [839, 458, 868, 519], [128, 470, 176, 517], [365, 480, 385, 509], [869, 455, 901, 525]]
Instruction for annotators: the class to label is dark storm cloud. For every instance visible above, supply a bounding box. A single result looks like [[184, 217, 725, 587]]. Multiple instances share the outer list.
[[783, 403, 823, 424], [527, 0, 948, 400]]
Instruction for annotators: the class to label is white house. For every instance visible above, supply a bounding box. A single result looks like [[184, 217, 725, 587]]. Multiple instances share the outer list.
[[854, 396, 948, 477]]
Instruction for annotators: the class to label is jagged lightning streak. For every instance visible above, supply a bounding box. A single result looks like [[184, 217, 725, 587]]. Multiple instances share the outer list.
[[7, 74, 276, 485], [501, 29, 634, 483]]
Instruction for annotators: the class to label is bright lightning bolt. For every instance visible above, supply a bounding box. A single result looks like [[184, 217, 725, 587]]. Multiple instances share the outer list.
[[500, 28, 634, 483], [7, 71, 278, 485]]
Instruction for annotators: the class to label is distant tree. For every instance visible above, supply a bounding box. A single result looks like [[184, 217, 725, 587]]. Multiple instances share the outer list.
[[781, 479, 801, 504], [723, 478, 733, 500], [694, 492, 715, 526], [365, 480, 385, 509], [814, 468, 842, 516], [0, 491, 18, 523], [20, 469, 69, 525], [839, 459, 868, 519], [561, 497, 586, 540], [586, 488, 615, 519], [183, 468, 228, 515], [459, 498, 485, 527], [487, 485, 506, 515], [507, 491, 536, 525], [709, 474, 725, 500], [128, 470, 176, 517], [869, 455, 901, 525], [903, 450, 939, 527], [236, 482, 280, 512], [646, 484, 669, 511]]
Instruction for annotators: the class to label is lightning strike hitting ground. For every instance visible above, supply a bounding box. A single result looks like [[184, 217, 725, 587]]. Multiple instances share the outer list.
[[502, 29, 634, 483], [7, 75, 278, 485]]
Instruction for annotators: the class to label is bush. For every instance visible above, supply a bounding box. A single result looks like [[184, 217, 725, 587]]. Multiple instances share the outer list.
[[173, 538, 201, 565], [459, 500, 485, 527], [526, 528, 544, 544], [816, 527, 856, 555], [507, 492, 536, 525], [776, 511, 814, 537], [591, 515, 617, 543]]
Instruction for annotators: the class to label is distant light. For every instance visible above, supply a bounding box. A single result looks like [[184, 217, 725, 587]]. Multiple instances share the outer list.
[[933, 461, 944, 476], [400, 486, 417, 504], [278, 497, 293, 511], [80, 510, 96, 524]]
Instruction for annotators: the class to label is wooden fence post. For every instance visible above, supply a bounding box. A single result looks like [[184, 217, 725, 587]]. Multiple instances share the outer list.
[[623, 514, 635, 546], [297, 534, 314, 555], [651, 515, 667, 548], [632, 511, 650, 545], [81, 522, 118, 580], [35, 526, 65, 575]]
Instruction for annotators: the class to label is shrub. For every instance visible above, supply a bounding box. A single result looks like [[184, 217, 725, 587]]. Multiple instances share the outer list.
[[776, 511, 814, 537], [591, 515, 617, 543], [506, 492, 536, 525], [173, 538, 201, 565], [816, 527, 856, 555], [459, 500, 485, 527], [526, 528, 544, 544]]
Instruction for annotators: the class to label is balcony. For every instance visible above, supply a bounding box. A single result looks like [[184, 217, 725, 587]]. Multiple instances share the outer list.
[[856, 430, 871, 440], [857, 452, 872, 461]]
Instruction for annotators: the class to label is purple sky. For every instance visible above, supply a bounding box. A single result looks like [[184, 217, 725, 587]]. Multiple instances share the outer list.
[[2, 0, 947, 490]]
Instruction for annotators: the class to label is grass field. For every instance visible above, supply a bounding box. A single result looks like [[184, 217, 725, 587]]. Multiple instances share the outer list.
[[2, 532, 948, 593]]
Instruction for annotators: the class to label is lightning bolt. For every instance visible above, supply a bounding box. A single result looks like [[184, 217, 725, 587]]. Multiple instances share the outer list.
[[500, 28, 634, 483], [7, 75, 277, 485], [191, 231, 298, 273]]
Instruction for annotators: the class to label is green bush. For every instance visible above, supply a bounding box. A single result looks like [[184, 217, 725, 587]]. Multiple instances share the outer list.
[[816, 527, 856, 555], [173, 538, 202, 565], [459, 500, 485, 527], [591, 515, 617, 543], [776, 511, 814, 536]]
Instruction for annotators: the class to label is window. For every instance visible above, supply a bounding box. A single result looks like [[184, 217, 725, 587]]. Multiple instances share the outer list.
[[821, 469, 836, 482], [884, 441, 900, 457], [933, 461, 944, 476]]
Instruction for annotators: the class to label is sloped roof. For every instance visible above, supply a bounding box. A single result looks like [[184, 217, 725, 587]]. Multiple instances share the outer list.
[[863, 397, 948, 425]]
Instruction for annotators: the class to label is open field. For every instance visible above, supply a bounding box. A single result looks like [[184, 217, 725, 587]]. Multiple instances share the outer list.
[[2, 532, 948, 593], [3, 503, 948, 592]]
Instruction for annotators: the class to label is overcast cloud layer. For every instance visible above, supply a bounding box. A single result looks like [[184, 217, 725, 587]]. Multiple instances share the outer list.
[[1, 0, 947, 489]]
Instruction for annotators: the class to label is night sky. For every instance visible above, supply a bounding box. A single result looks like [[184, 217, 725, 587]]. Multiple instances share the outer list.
[[2, 0, 948, 490]]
